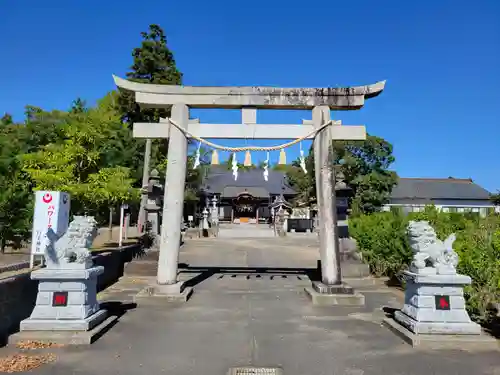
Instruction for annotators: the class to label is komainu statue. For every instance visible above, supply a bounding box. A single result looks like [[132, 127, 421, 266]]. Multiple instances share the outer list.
[[43, 216, 99, 269], [407, 220, 459, 275]]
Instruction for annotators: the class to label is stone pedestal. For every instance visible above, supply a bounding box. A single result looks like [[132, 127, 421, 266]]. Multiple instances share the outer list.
[[384, 271, 496, 349], [304, 281, 365, 306], [395, 272, 480, 334], [134, 281, 193, 305], [11, 266, 115, 345]]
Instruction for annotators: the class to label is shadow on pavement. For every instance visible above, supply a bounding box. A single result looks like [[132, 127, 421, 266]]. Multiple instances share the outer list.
[[178, 263, 322, 288], [90, 301, 137, 344]]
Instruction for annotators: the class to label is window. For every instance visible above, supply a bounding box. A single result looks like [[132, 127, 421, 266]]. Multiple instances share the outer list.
[[437, 206, 492, 217]]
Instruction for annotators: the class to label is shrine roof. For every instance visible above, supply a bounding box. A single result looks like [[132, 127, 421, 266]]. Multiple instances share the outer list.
[[202, 168, 296, 196], [222, 186, 270, 198]]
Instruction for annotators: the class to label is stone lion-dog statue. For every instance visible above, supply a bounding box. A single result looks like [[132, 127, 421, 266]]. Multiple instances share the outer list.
[[407, 220, 459, 275]]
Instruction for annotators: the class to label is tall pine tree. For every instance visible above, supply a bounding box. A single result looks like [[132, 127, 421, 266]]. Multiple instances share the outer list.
[[116, 23, 184, 177], [0, 113, 13, 126], [117, 24, 183, 232], [118, 24, 182, 125]]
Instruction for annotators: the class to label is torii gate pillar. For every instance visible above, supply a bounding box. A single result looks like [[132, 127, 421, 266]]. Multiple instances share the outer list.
[[312, 106, 341, 285], [157, 104, 189, 288]]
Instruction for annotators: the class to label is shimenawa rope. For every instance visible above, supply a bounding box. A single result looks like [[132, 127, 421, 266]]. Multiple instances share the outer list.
[[167, 119, 333, 152]]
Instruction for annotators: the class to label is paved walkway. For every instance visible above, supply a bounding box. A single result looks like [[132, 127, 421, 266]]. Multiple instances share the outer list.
[[6, 237, 500, 375], [217, 223, 318, 238], [218, 223, 280, 238]]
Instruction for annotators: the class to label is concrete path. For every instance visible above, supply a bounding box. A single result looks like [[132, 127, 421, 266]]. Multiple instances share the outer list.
[[218, 223, 278, 238], [7, 237, 500, 375], [218, 224, 315, 238]]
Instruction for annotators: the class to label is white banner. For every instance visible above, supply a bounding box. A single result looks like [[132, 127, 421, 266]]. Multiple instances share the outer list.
[[31, 191, 71, 255]]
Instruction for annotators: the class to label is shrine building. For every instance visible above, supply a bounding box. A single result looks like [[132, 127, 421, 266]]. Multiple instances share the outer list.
[[200, 166, 296, 224]]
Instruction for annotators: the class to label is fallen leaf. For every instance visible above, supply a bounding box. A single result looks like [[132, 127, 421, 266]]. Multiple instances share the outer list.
[[16, 340, 64, 349], [0, 353, 56, 373]]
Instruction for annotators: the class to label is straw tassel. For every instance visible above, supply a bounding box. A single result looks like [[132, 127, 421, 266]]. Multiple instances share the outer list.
[[211, 149, 219, 165], [243, 150, 252, 166], [278, 149, 286, 165]]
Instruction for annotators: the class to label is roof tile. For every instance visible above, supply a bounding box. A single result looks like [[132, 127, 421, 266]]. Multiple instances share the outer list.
[[391, 178, 491, 200], [203, 168, 296, 195]]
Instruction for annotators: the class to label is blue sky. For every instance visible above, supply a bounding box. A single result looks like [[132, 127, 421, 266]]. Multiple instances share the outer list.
[[1, 0, 499, 192]]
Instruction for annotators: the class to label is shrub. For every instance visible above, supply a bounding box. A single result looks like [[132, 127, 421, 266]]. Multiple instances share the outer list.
[[350, 206, 500, 323], [349, 211, 412, 277], [453, 218, 500, 322]]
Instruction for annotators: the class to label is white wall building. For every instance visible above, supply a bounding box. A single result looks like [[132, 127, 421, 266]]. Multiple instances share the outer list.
[[382, 177, 498, 217]]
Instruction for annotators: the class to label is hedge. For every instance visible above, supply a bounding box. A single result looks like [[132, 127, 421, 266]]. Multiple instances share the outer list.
[[349, 206, 500, 323]]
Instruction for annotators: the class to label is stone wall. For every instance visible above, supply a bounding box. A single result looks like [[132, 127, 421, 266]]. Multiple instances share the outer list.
[[0, 272, 38, 344], [0, 244, 140, 345], [0, 261, 30, 274]]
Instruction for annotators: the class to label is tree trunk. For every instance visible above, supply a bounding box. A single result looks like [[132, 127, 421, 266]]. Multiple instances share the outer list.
[[0, 236, 5, 254], [108, 207, 114, 242]]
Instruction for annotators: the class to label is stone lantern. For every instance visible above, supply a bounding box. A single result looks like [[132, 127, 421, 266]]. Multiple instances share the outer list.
[[333, 166, 352, 239], [269, 194, 292, 236], [145, 169, 164, 248], [333, 162, 357, 259]]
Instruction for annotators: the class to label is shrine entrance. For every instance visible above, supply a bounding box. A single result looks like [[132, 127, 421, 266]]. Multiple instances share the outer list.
[[232, 193, 258, 224]]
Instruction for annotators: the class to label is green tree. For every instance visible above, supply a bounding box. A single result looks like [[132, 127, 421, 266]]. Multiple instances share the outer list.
[[0, 177, 32, 252], [116, 24, 184, 187], [334, 135, 398, 214], [0, 113, 13, 126], [22, 105, 67, 152], [70, 98, 87, 114], [22, 94, 139, 219], [282, 160, 315, 206], [117, 24, 182, 126], [0, 108, 75, 251], [0, 123, 33, 252], [491, 191, 500, 206], [185, 156, 210, 202], [285, 135, 398, 213], [84, 167, 139, 238]]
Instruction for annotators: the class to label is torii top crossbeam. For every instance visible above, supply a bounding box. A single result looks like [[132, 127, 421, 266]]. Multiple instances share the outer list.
[[113, 75, 386, 110]]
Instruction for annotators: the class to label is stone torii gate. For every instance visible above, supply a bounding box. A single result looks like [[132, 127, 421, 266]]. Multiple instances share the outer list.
[[113, 75, 385, 302]]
